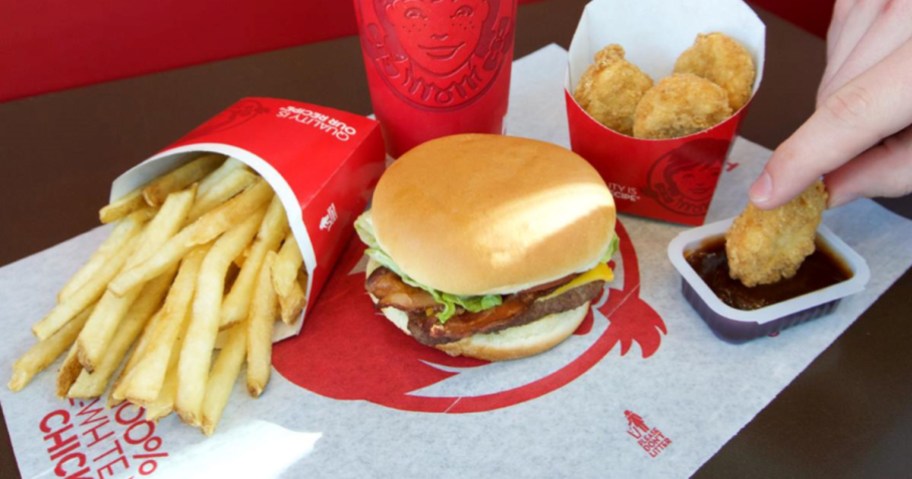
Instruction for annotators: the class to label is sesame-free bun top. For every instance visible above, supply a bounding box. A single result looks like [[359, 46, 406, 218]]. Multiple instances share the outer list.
[[371, 134, 616, 296]]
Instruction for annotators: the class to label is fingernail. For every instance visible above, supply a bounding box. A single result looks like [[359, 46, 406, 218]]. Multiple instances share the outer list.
[[749, 171, 772, 205]]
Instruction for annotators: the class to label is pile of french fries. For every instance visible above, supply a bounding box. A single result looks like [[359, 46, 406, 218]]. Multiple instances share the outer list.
[[8, 154, 307, 435]]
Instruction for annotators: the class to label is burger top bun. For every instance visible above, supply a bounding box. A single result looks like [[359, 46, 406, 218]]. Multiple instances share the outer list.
[[371, 133, 616, 296]]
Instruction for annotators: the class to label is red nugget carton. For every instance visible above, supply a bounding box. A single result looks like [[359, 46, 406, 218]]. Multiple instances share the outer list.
[[565, 0, 765, 225], [108, 97, 386, 339]]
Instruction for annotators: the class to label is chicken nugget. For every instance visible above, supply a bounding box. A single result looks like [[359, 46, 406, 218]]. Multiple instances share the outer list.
[[674, 32, 756, 111], [633, 73, 732, 139], [725, 180, 828, 287], [573, 44, 654, 136]]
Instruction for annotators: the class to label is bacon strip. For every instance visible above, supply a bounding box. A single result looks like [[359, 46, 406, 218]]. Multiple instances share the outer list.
[[366, 268, 439, 312]]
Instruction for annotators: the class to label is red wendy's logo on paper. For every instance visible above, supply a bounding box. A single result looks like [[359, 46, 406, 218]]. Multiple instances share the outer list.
[[624, 410, 672, 458], [358, 0, 513, 110], [645, 138, 728, 217], [272, 219, 667, 413]]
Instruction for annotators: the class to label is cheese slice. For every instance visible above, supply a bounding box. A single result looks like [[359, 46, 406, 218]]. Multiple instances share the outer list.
[[538, 262, 614, 301]]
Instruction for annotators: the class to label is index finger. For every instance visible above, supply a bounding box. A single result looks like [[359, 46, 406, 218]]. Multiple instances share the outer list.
[[752, 38, 912, 209]]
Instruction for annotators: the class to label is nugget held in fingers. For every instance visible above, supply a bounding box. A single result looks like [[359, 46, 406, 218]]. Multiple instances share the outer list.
[[674, 32, 756, 111], [633, 73, 732, 139], [726, 180, 828, 287], [573, 44, 654, 136]]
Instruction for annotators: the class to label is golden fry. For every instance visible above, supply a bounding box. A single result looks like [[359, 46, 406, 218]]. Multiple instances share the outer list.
[[99, 188, 145, 224], [573, 44, 653, 136], [633, 73, 732, 139], [78, 188, 195, 371], [176, 210, 264, 426], [188, 168, 257, 222], [190, 178, 274, 245], [196, 157, 248, 200], [247, 253, 277, 397], [142, 154, 223, 207], [56, 345, 83, 398], [220, 196, 288, 329], [143, 308, 191, 422], [278, 279, 306, 325], [726, 180, 828, 287], [60, 210, 152, 302], [8, 306, 92, 392], [201, 322, 247, 436], [33, 231, 137, 340], [120, 247, 206, 403], [674, 32, 756, 111], [68, 270, 174, 399], [270, 231, 304, 299]]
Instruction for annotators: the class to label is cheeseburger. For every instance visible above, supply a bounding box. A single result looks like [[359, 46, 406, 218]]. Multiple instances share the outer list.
[[355, 134, 618, 361]]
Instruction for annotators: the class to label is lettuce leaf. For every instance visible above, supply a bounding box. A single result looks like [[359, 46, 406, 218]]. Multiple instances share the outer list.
[[355, 211, 502, 322]]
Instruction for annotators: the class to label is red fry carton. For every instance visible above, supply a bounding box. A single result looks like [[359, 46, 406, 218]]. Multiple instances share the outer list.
[[565, 0, 765, 225], [108, 97, 386, 339]]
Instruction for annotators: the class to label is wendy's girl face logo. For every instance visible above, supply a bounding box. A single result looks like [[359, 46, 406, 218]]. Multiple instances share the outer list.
[[272, 220, 667, 413], [645, 138, 728, 218], [356, 0, 514, 110]]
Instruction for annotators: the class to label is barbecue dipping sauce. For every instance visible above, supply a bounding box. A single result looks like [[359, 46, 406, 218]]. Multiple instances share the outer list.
[[685, 236, 852, 310]]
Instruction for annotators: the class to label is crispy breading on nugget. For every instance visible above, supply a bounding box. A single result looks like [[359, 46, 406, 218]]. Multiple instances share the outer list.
[[632, 73, 732, 139], [674, 32, 756, 111], [725, 180, 828, 287], [573, 44, 654, 136]]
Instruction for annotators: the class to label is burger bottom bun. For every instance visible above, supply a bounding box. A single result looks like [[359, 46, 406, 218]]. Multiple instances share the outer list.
[[372, 298, 591, 361]]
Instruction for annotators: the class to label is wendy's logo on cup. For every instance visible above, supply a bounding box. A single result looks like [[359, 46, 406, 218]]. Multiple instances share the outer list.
[[272, 220, 667, 413], [645, 139, 729, 217], [358, 0, 513, 110]]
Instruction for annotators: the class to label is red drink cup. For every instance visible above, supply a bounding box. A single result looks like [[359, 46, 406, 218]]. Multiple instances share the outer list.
[[354, 0, 517, 157]]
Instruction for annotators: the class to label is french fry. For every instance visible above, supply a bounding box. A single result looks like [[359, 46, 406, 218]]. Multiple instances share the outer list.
[[8, 306, 92, 392], [196, 157, 248, 200], [128, 186, 198, 267], [109, 304, 170, 403], [187, 169, 257, 222], [278, 277, 306, 325], [176, 209, 264, 426], [220, 196, 288, 329], [143, 309, 192, 421], [271, 231, 307, 324], [99, 188, 145, 224], [270, 231, 304, 299], [105, 312, 161, 407], [144, 358, 179, 421], [120, 247, 206, 403], [189, 178, 274, 245], [67, 269, 175, 399], [108, 179, 272, 296], [32, 230, 138, 340], [246, 253, 277, 397], [56, 345, 83, 398], [77, 188, 195, 371], [201, 322, 247, 436], [59, 210, 153, 302], [107, 228, 195, 297], [142, 154, 223, 207]]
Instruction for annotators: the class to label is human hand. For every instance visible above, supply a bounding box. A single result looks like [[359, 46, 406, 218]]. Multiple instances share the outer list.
[[749, 0, 912, 209]]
